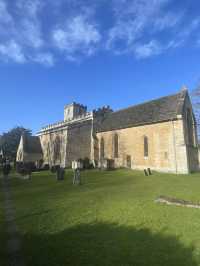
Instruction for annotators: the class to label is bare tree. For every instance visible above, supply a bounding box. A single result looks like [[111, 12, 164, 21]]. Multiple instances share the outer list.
[[191, 85, 200, 142]]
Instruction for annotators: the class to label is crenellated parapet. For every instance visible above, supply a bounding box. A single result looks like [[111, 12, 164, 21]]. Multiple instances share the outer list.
[[93, 106, 113, 117], [38, 111, 93, 135]]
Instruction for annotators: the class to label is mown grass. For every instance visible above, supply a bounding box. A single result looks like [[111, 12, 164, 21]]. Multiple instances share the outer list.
[[1, 169, 200, 265]]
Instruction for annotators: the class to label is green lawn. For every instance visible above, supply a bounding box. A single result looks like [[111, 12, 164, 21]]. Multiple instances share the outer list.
[[0, 179, 8, 266], [1, 169, 200, 266]]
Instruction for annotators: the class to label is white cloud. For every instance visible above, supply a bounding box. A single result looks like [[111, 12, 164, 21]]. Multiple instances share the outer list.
[[0, 0, 12, 24], [134, 40, 162, 59], [0, 0, 45, 64], [153, 12, 184, 31], [16, 0, 42, 17], [179, 18, 200, 38], [0, 0, 199, 65], [0, 0, 15, 37], [32, 52, 55, 67], [20, 19, 43, 48], [52, 15, 101, 58], [17, 0, 43, 49], [107, 0, 179, 53], [106, 0, 200, 59], [0, 40, 26, 63]]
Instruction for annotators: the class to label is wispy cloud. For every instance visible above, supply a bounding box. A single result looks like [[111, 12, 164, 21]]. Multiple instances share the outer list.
[[107, 0, 170, 47], [178, 18, 200, 39], [0, 0, 12, 24], [31, 52, 55, 67], [153, 12, 184, 31], [16, 0, 44, 48], [134, 40, 162, 59], [0, 0, 44, 64], [106, 0, 185, 56], [0, 0, 199, 65], [52, 15, 101, 59], [0, 40, 26, 63]]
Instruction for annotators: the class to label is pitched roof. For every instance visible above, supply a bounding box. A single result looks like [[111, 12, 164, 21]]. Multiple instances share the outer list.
[[97, 89, 187, 133], [23, 135, 43, 154]]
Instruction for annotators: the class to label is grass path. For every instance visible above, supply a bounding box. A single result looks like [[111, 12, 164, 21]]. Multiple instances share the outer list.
[[1, 169, 200, 265], [1, 177, 24, 266], [0, 177, 8, 266]]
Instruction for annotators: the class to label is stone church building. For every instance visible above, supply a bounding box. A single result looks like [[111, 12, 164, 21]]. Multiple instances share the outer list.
[[36, 88, 199, 174]]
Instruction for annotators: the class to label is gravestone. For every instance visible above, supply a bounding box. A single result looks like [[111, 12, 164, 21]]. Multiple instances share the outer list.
[[144, 169, 148, 176], [72, 161, 83, 185], [56, 166, 65, 181], [148, 168, 152, 175]]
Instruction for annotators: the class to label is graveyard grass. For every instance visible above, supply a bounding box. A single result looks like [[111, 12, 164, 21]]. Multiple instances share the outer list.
[[1, 169, 200, 266]]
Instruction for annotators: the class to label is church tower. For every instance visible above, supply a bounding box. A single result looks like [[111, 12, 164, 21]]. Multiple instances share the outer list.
[[64, 102, 87, 121]]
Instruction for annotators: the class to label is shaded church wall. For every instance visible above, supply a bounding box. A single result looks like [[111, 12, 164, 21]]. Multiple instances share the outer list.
[[182, 95, 199, 172], [65, 120, 92, 167], [96, 120, 189, 174], [171, 119, 189, 174], [40, 134, 48, 165], [39, 130, 68, 167], [16, 136, 43, 163]]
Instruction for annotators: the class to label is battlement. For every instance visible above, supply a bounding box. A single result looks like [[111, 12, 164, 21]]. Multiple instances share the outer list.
[[38, 111, 93, 134], [93, 105, 113, 117], [38, 103, 113, 135]]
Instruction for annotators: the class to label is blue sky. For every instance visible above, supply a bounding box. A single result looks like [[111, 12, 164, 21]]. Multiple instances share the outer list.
[[0, 0, 200, 134]]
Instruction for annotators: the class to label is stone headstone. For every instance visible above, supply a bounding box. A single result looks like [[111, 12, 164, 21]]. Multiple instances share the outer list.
[[144, 169, 148, 176], [148, 168, 152, 175]]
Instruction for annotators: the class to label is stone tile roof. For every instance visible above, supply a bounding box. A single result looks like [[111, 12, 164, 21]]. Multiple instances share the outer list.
[[97, 90, 187, 133], [23, 135, 43, 154]]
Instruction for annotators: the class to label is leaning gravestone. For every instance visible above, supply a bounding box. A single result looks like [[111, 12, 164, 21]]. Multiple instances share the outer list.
[[148, 168, 152, 175], [144, 169, 148, 176]]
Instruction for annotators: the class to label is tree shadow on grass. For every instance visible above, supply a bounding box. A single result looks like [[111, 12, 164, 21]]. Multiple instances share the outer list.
[[22, 223, 197, 266]]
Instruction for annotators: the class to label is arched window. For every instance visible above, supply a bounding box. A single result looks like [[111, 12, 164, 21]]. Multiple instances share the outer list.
[[100, 137, 104, 159], [114, 133, 119, 158], [54, 136, 61, 161], [144, 136, 148, 157]]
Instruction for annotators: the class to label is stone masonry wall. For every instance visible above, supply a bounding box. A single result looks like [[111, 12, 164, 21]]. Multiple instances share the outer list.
[[96, 120, 189, 174], [65, 120, 92, 167], [39, 129, 67, 167], [181, 95, 199, 172]]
